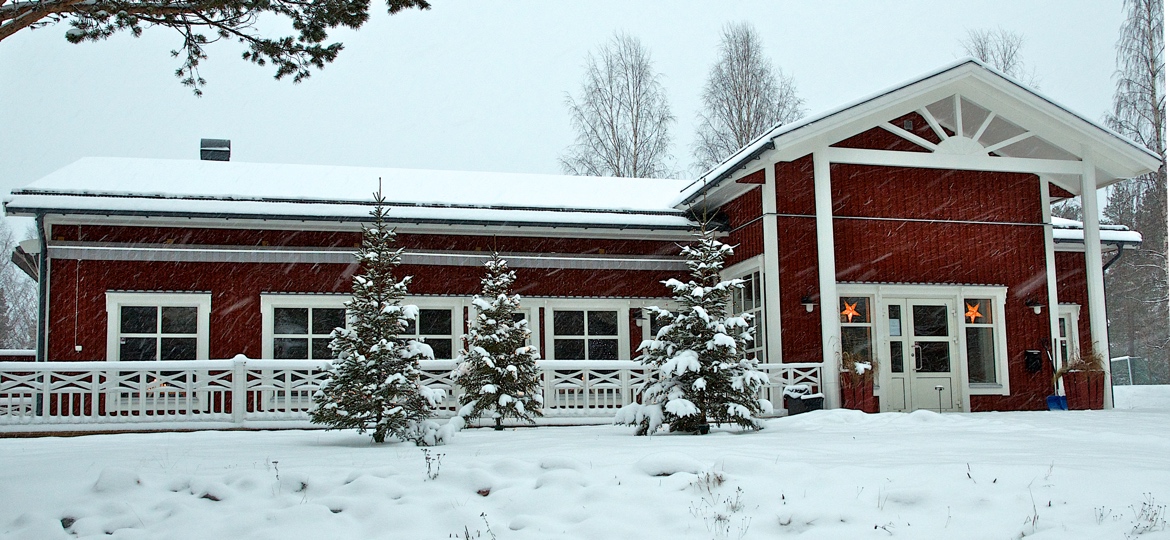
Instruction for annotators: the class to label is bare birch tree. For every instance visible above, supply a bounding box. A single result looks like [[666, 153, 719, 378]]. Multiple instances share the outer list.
[[0, 218, 36, 349], [960, 28, 1038, 86], [692, 22, 806, 172], [1102, 0, 1167, 372], [560, 33, 675, 178]]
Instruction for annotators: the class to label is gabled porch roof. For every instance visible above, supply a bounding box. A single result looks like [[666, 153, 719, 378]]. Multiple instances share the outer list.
[[678, 58, 1162, 207]]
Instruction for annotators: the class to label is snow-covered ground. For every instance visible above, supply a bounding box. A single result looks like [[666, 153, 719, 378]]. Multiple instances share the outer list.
[[4, 390, 1169, 539]]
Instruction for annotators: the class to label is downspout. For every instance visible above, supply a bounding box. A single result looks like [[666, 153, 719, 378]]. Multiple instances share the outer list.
[[1102, 242, 1126, 272], [35, 213, 48, 362]]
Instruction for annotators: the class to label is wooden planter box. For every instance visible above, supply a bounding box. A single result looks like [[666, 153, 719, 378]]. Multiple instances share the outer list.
[[840, 372, 878, 413], [1064, 370, 1105, 410]]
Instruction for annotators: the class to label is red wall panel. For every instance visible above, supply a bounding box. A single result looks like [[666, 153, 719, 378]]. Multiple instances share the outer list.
[[52, 225, 682, 257], [721, 187, 763, 267]]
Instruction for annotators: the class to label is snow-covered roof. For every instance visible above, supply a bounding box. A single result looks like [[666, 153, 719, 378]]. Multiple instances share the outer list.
[[5, 158, 696, 231], [1051, 216, 1142, 246], [677, 58, 1163, 206]]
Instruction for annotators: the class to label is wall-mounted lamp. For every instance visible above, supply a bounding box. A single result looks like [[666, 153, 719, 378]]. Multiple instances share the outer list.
[[801, 295, 817, 313], [1024, 298, 1044, 315]]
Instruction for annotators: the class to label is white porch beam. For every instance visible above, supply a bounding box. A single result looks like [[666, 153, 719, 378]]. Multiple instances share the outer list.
[[762, 165, 784, 363], [1039, 178, 1062, 393], [813, 150, 841, 408], [1080, 150, 1112, 408], [983, 131, 1035, 154], [878, 123, 939, 151], [918, 107, 949, 141], [823, 147, 1083, 176], [972, 111, 996, 142]]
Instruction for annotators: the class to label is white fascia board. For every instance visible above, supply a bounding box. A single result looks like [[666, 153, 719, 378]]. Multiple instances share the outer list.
[[823, 147, 1084, 175]]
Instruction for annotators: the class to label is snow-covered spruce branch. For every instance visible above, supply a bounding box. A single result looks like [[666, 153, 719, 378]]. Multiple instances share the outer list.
[[616, 231, 770, 435], [0, 0, 430, 95]]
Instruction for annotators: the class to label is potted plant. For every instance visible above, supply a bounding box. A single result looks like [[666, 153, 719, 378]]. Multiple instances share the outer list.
[[839, 351, 878, 413], [1055, 349, 1106, 410]]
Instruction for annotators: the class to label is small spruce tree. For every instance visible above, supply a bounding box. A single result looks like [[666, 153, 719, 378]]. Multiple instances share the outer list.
[[310, 190, 446, 445], [452, 255, 544, 429], [617, 230, 770, 435]]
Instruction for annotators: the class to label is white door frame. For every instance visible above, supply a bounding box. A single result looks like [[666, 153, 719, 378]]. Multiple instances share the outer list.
[[839, 283, 1011, 413]]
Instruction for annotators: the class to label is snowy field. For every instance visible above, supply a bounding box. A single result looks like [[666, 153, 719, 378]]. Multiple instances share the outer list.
[[3, 389, 1169, 539]]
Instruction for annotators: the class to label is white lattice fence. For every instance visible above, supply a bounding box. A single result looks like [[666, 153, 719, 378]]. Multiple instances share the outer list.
[[0, 359, 821, 431]]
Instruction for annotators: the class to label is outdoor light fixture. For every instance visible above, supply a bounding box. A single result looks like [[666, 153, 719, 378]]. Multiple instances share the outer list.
[[801, 295, 817, 313], [1025, 298, 1043, 315]]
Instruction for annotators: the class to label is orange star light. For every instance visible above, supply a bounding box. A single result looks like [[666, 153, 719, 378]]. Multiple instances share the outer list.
[[965, 302, 982, 323], [841, 301, 861, 323]]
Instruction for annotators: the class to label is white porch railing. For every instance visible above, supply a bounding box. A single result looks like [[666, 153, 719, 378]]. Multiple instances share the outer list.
[[0, 359, 822, 432]]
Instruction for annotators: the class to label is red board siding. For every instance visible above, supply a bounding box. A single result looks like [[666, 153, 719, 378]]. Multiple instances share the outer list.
[[831, 165, 1040, 223], [833, 112, 948, 153], [775, 157, 821, 363], [721, 187, 763, 267], [53, 225, 681, 256], [776, 216, 822, 363], [47, 259, 674, 361]]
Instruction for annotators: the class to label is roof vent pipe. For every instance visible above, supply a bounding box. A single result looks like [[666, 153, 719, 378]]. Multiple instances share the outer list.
[[200, 138, 231, 161]]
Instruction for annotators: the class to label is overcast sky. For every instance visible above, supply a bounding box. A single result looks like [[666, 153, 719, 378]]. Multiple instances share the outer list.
[[0, 0, 1129, 226]]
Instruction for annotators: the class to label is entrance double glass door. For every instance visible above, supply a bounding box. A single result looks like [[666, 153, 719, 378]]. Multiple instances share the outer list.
[[882, 299, 961, 412]]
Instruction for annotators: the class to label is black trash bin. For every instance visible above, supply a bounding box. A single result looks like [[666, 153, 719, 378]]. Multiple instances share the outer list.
[[783, 385, 824, 416]]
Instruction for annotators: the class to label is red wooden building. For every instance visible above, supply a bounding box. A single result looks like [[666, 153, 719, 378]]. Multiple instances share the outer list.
[[4, 60, 1160, 413]]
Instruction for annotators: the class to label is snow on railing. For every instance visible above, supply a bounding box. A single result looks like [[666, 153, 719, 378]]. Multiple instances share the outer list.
[[0, 359, 822, 431]]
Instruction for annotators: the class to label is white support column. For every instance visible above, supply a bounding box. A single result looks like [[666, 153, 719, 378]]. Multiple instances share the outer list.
[[1080, 152, 1113, 408], [762, 164, 784, 363], [813, 150, 841, 408], [1039, 178, 1062, 393]]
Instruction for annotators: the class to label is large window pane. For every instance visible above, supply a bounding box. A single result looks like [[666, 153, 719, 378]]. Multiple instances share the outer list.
[[554, 339, 585, 360], [274, 338, 309, 359], [419, 309, 452, 336], [917, 342, 951, 372], [312, 308, 346, 335], [428, 339, 453, 360], [588, 339, 619, 360], [913, 305, 948, 337], [161, 307, 198, 334], [311, 338, 334, 360], [554, 311, 585, 336], [966, 327, 996, 383], [121, 337, 157, 361], [890, 342, 904, 373], [841, 326, 872, 363], [160, 337, 197, 360], [587, 311, 618, 336], [274, 308, 309, 335], [121, 306, 157, 334]]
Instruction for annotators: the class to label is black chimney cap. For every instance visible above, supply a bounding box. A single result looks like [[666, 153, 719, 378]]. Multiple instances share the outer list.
[[200, 138, 231, 161]]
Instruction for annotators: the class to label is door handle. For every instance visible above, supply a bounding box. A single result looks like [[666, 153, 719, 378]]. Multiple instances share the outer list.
[[913, 343, 923, 371]]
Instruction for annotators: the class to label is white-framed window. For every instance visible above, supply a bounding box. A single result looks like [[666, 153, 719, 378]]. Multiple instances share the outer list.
[[402, 297, 464, 361], [542, 299, 633, 360], [1056, 304, 1081, 367], [106, 292, 211, 361], [260, 295, 349, 360], [962, 298, 997, 384], [731, 269, 766, 360], [839, 295, 874, 365]]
